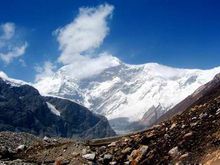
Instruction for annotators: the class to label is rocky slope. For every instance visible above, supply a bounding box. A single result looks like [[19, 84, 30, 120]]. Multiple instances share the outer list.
[[0, 77, 115, 139], [44, 97, 116, 139], [1, 74, 220, 164], [34, 58, 220, 133]]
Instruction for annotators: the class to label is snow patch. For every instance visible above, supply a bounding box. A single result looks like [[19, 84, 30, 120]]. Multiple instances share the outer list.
[[46, 102, 61, 116], [0, 71, 27, 87]]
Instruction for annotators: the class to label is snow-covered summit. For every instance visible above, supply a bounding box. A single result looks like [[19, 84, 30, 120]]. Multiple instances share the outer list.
[[34, 58, 220, 126]]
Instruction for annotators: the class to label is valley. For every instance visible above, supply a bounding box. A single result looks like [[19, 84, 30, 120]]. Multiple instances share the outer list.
[[1, 73, 220, 164], [0, 1, 219, 164]]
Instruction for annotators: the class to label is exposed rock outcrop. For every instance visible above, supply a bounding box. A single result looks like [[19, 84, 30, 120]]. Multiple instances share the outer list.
[[0, 78, 115, 139]]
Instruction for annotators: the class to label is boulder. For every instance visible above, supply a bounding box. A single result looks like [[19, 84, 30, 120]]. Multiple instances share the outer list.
[[16, 145, 26, 152], [82, 153, 96, 160], [168, 146, 179, 158]]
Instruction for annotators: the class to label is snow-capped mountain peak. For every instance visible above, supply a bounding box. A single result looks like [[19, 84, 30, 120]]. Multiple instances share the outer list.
[[34, 59, 220, 133]]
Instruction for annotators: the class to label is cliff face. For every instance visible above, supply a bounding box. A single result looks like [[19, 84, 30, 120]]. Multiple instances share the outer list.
[[0, 78, 115, 139]]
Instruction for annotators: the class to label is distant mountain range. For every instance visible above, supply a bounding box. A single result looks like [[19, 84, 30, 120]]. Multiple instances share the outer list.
[[0, 76, 115, 139], [34, 57, 220, 133]]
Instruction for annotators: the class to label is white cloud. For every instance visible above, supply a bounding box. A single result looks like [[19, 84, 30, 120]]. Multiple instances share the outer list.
[[0, 42, 28, 64], [56, 3, 114, 64], [19, 59, 27, 67], [35, 4, 120, 81], [0, 22, 28, 64], [0, 23, 15, 40], [59, 52, 119, 80], [35, 61, 56, 81]]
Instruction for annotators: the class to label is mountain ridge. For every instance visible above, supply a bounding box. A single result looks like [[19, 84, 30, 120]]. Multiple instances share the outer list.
[[34, 58, 220, 133], [1, 58, 220, 133], [155, 72, 220, 125], [0, 77, 115, 139]]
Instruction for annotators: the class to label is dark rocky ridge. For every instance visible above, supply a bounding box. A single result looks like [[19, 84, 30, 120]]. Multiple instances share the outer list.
[[0, 78, 115, 139], [44, 97, 116, 139]]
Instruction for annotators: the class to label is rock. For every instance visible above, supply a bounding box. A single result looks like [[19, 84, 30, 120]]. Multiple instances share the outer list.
[[82, 153, 96, 160], [104, 154, 113, 160], [124, 138, 130, 142], [99, 146, 106, 152], [192, 117, 197, 120], [0, 159, 34, 165], [87, 161, 93, 165], [54, 160, 61, 165], [139, 145, 148, 155], [61, 160, 70, 164], [129, 149, 138, 161], [199, 113, 208, 119], [179, 153, 189, 160], [181, 125, 186, 129], [170, 123, 176, 130], [63, 146, 67, 150], [168, 146, 179, 158], [190, 122, 198, 127], [82, 148, 87, 155], [183, 132, 193, 139], [16, 145, 26, 152], [164, 134, 170, 139], [131, 159, 138, 165], [0, 146, 8, 155], [122, 147, 131, 154], [135, 145, 149, 162], [72, 152, 80, 157], [124, 161, 130, 165], [97, 157, 104, 163], [128, 145, 148, 163], [55, 159, 70, 165], [216, 109, 220, 115], [43, 136, 49, 141], [108, 142, 117, 147]]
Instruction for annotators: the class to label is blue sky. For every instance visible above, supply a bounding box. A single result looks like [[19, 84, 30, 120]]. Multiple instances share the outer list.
[[0, 0, 220, 81]]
